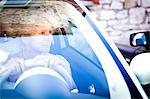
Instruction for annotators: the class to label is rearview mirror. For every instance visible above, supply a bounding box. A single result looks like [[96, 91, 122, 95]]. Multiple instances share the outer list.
[[130, 31, 149, 47]]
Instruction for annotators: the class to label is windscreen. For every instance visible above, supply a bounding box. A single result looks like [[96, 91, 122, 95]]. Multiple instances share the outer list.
[[0, 0, 110, 98]]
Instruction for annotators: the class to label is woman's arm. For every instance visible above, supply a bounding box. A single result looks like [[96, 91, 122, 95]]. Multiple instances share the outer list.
[[0, 58, 25, 89]]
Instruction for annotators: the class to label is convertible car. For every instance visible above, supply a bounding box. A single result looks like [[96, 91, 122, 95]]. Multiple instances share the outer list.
[[0, 0, 148, 99]]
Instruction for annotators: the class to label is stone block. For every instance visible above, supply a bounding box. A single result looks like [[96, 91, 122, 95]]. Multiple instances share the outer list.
[[98, 10, 116, 20], [116, 10, 128, 19], [129, 8, 145, 24], [125, 0, 137, 8], [111, 1, 123, 10], [141, 0, 150, 7]]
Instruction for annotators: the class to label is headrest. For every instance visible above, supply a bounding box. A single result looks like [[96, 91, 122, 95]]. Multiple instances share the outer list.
[[130, 53, 150, 85]]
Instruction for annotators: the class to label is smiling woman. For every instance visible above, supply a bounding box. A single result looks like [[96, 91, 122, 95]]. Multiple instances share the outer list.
[[0, 1, 109, 96], [0, 0, 79, 94]]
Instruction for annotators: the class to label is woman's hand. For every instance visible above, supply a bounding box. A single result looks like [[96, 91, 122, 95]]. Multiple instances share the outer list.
[[0, 71, 15, 89], [0, 58, 25, 89], [5, 58, 25, 76]]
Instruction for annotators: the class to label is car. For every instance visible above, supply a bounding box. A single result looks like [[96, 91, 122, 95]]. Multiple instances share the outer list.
[[0, 0, 149, 99]]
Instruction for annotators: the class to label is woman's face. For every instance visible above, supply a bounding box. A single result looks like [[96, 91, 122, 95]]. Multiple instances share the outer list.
[[23, 35, 53, 53]]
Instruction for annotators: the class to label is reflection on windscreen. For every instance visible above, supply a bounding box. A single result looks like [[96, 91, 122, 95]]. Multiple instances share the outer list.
[[0, 1, 110, 98], [5, 0, 31, 5], [0, 1, 75, 37]]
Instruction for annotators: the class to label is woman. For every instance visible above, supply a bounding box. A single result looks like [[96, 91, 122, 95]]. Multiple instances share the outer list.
[[0, 1, 77, 93]]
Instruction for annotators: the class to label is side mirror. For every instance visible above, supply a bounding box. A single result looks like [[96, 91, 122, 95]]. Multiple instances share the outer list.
[[130, 53, 150, 85], [130, 31, 149, 47]]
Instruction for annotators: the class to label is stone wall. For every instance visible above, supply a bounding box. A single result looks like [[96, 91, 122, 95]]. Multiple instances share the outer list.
[[89, 0, 150, 42]]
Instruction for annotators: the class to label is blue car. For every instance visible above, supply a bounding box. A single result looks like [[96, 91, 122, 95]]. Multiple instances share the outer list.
[[0, 0, 148, 99]]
